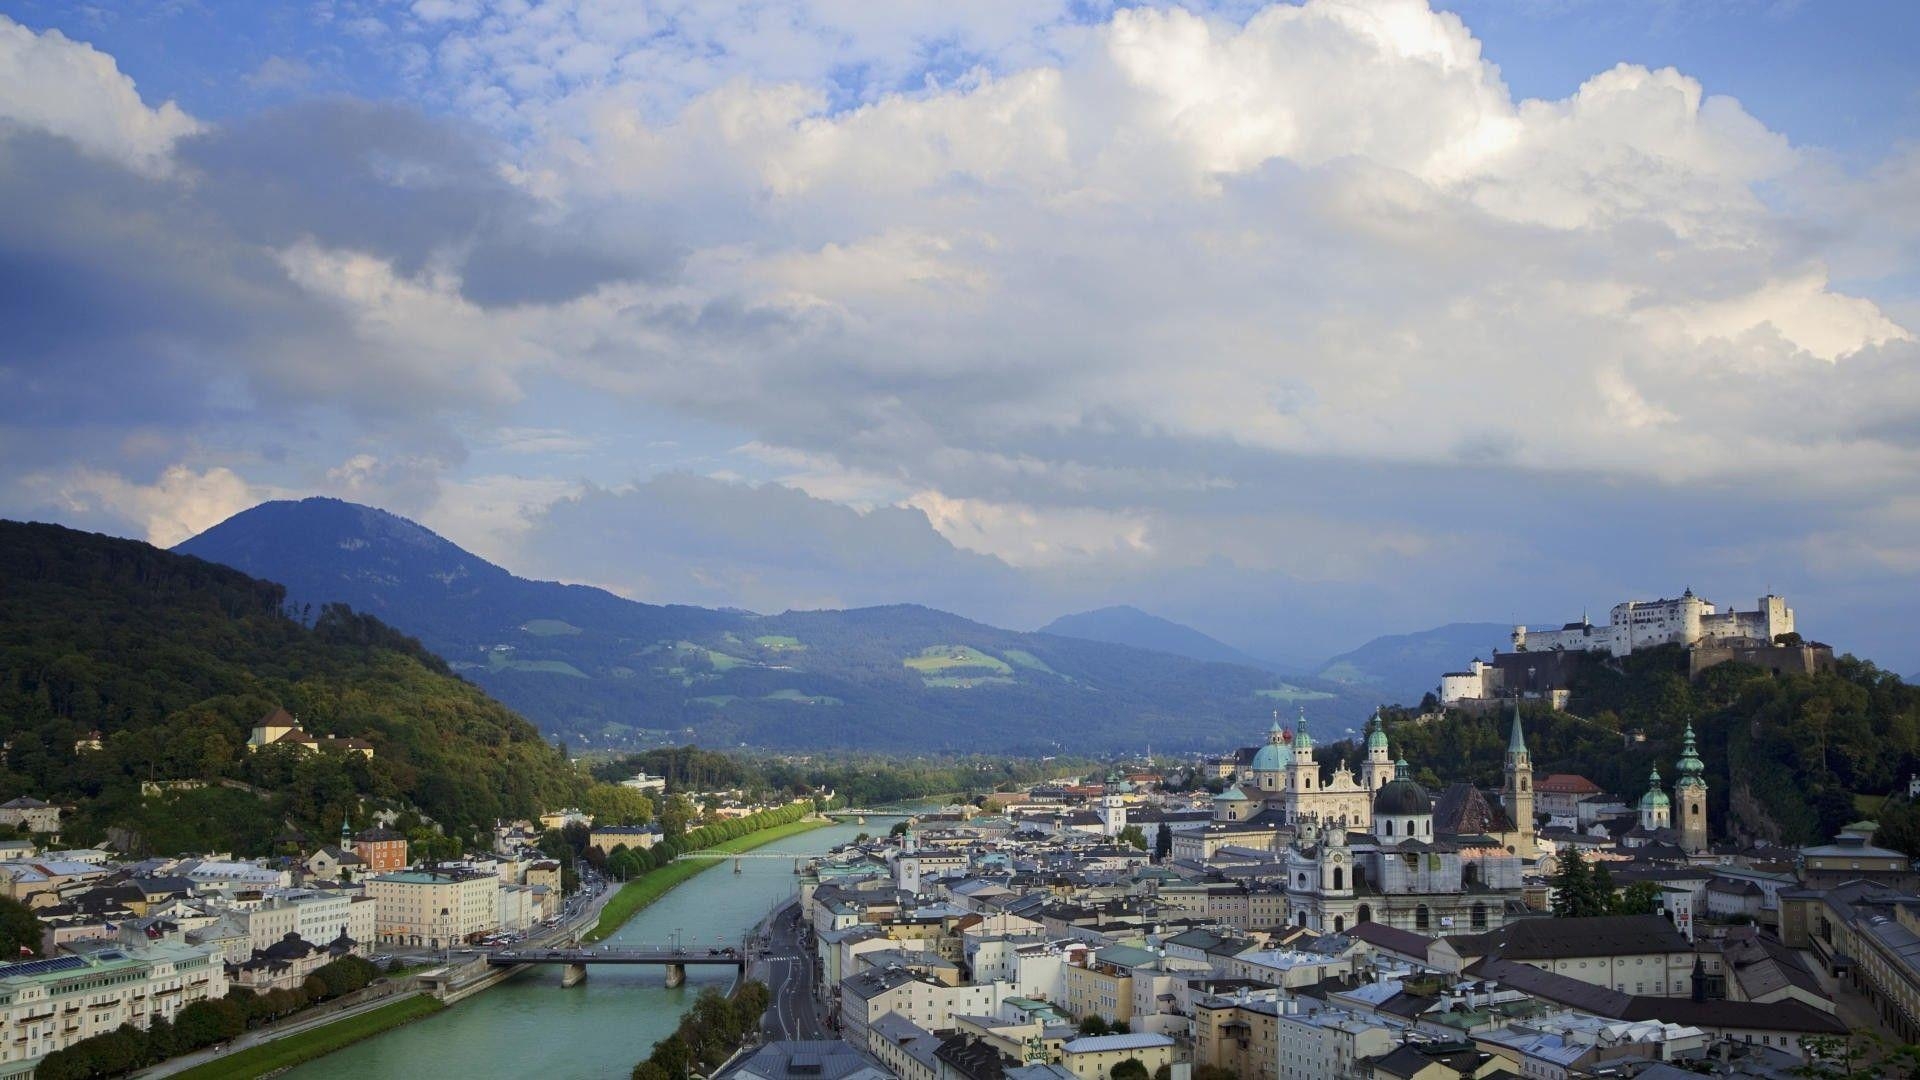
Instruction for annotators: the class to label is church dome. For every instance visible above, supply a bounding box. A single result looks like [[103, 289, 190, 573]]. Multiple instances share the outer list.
[[1365, 712, 1390, 752], [1639, 766, 1671, 810], [1373, 760, 1430, 816], [1215, 785, 1247, 802], [1250, 743, 1288, 772]]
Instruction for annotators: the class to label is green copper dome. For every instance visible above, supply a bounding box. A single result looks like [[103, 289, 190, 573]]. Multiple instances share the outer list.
[[1293, 708, 1313, 752], [1639, 765, 1670, 810], [1675, 721, 1705, 779], [1366, 712, 1390, 752], [1215, 785, 1248, 802]]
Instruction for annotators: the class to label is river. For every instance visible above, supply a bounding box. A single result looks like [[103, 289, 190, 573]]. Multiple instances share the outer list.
[[288, 819, 873, 1080]]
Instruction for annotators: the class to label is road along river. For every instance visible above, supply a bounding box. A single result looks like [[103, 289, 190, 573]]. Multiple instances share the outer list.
[[288, 819, 873, 1080]]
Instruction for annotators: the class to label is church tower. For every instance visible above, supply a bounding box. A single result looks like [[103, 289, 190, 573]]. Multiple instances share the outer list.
[[1674, 722, 1709, 854], [1099, 771, 1128, 838], [1286, 708, 1318, 803], [1360, 711, 1393, 791], [1639, 766, 1672, 831], [1503, 699, 1536, 856]]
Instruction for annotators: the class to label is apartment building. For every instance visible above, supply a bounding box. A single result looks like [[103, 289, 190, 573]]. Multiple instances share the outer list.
[[368, 868, 500, 948], [0, 943, 226, 1073]]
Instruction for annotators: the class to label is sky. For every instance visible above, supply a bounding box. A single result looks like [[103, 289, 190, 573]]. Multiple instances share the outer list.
[[1, 0, 1917, 674]]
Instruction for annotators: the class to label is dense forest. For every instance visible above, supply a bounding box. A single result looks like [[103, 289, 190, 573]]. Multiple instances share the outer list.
[[1352, 646, 1920, 850], [0, 521, 584, 853]]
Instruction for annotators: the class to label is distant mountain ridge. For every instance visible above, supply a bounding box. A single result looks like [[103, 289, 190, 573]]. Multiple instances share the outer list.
[[1313, 622, 1513, 705], [1040, 605, 1277, 670], [176, 499, 1382, 753]]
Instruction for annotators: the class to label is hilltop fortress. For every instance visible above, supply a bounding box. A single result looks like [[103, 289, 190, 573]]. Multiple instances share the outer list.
[[1511, 589, 1793, 658], [1442, 589, 1827, 709]]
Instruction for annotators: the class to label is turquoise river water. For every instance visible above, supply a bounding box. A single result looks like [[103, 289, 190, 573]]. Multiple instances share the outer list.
[[288, 819, 870, 1080]]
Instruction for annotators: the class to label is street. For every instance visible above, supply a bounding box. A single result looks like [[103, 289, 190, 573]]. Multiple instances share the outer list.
[[754, 899, 829, 1041]]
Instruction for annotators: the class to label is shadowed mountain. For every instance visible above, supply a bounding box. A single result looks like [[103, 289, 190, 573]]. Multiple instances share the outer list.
[[1313, 622, 1514, 705], [177, 499, 1382, 753], [1041, 605, 1277, 670]]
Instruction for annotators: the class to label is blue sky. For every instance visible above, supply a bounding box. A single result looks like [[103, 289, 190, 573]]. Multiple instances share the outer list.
[[1, 0, 1917, 675]]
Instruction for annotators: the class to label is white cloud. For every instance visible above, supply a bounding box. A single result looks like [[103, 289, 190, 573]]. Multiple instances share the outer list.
[[38, 464, 275, 547], [0, 15, 201, 177]]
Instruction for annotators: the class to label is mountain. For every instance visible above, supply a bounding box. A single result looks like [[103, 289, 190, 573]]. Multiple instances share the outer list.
[[0, 519, 582, 854], [1041, 605, 1276, 670], [1313, 622, 1513, 705], [176, 499, 1381, 753]]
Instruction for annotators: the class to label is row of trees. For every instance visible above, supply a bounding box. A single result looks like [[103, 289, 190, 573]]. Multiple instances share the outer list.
[[630, 983, 771, 1080], [35, 956, 381, 1079], [599, 801, 812, 880], [588, 749, 1088, 813]]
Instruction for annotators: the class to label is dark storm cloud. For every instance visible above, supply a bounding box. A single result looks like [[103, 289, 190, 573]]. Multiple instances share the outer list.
[[0, 97, 674, 436], [177, 99, 672, 306]]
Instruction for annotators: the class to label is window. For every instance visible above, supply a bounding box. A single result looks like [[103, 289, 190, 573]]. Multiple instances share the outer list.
[[1415, 905, 1430, 930]]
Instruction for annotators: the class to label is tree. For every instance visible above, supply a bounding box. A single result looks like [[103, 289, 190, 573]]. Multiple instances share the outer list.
[[659, 794, 698, 839], [1111, 1060, 1149, 1080], [585, 784, 655, 827], [1077, 1015, 1109, 1036], [1609, 881, 1663, 917], [1116, 824, 1148, 851], [0, 895, 41, 958], [1550, 848, 1588, 918], [1154, 822, 1173, 862], [1192, 1067, 1241, 1080], [890, 820, 911, 838], [1588, 861, 1617, 916]]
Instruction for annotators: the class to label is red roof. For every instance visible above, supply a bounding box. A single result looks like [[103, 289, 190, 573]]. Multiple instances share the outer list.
[[1536, 774, 1603, 794]]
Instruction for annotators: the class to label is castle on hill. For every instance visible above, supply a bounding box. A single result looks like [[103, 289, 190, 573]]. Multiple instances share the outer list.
[[1511, 589, 1791, 658], [1442, 588, 1826, 708]]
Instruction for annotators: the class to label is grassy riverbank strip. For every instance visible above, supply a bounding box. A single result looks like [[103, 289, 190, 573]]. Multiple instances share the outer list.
[[168, 996, 444, 1080], [581, 816, 831, 944]]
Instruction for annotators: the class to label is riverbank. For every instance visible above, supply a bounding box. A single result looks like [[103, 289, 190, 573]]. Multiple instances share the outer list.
[[582, 816, 831, 943], [162, 996, 443, 1080]]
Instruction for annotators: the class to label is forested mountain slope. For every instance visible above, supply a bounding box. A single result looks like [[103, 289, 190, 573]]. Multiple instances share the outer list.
[[1369, 645, 1919, 851], [0, 520, 582, 853]]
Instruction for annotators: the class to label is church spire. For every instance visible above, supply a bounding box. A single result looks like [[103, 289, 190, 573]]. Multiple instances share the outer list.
[[1507, 697, 1528, 756]]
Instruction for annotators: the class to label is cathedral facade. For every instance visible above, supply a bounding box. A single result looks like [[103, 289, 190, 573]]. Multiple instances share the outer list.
[[1229, 711, 1395, 830], [1213, 706, 1537, 939]]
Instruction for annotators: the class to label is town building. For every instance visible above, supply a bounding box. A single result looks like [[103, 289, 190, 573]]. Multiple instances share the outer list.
[[0, 798, 62, 836], [588, 824, 662, 855], [367, 868, 500, 948], [351, 827, 409, 873], [0, 943, 226, 1073]]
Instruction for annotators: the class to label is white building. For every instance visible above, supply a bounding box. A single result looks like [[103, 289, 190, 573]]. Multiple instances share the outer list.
[[0, 943, 226, 1072], [1275, 1001, 1401, 1080], [1513, 591, 1792, 658]]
